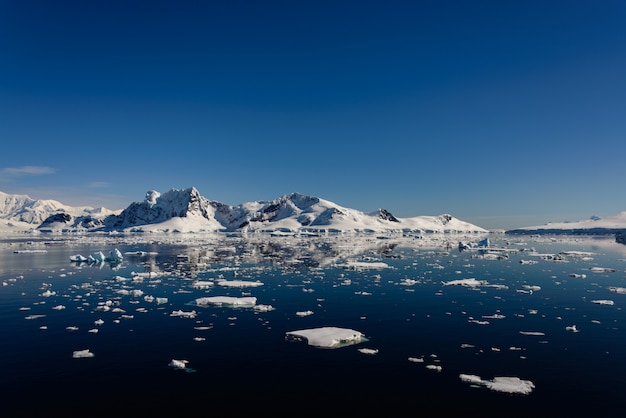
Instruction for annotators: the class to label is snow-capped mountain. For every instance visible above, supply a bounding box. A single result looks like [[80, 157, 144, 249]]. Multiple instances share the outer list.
[[0, 187, 488, 234], [0, 191, 120, 232], [506, 212, 626, 235]]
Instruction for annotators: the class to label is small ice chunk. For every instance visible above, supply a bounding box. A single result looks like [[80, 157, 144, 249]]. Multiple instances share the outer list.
[[296, 310, 314, 317], [358, 348, 379, 355], [565, 325, 579, 332], [72, 349, 95, 358], [168, 359, 188, 369], [426, 364, 442, 372]]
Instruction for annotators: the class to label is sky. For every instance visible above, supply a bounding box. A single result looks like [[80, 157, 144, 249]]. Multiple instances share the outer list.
[[1, 0, 625, 230]]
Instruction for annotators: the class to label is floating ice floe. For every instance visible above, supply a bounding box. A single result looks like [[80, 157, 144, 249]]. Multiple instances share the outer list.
[[217, 280, 263, 288], [441, 278, 487, 287], [589, 267, 617, 273], [340, 261, 390, 270], [296, 310, 314, 317], [286, 326, 367, 349], [170, 309, 197, 318], [591, 299, 614, 305], [609, 287, 626, 294], [72, 349, 94, 358], [192, 281, 214, 289], [253, 304, 275, 312], [519, 331, 545, 336], [358, 348, 378, 355], [459, 374, 535, 395], [194, 296, 257, 307]]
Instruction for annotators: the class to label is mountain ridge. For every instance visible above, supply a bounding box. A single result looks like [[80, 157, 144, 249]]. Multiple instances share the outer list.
[[0, 187, 487, 234]]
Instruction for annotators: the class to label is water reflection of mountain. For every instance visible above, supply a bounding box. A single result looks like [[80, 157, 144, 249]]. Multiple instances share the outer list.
[[135, 232, 477, 276]]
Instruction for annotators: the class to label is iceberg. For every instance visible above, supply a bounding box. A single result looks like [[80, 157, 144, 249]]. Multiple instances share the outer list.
[[285, 326, 367, 348], [107, 248, 123, 262], [459, 374, 535, 395], [88, 251, 106, 263]]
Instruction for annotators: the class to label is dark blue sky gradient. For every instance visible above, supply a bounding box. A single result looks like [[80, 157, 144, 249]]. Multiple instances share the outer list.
[[1, 1, 625, 229]]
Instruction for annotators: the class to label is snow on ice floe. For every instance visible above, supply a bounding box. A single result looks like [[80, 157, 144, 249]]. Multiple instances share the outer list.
[[72, 349, 94, 358], [459, 374, 535, 395], [285, 326, 367, 348], [194, 296, 257, 307]]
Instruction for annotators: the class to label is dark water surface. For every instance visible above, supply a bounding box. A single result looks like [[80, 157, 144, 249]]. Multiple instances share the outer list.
[[2, 233, 626, 417]]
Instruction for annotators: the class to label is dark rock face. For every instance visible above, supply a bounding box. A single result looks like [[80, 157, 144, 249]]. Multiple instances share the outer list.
[[377, 209, 399, 222], [38, 213, 72, 227]]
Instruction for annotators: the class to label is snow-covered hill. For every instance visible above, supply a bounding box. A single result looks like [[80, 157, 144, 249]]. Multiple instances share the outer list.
[[506, 211, 626, 235], [0, 187, 487, 234]]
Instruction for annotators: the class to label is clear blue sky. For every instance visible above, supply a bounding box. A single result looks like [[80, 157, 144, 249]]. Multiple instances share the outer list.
[[1, 0, 625, 230]]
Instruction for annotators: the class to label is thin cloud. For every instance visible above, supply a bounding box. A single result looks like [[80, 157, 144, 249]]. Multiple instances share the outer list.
[[1, 166, 55, 176], [87, 181, 111, 189]]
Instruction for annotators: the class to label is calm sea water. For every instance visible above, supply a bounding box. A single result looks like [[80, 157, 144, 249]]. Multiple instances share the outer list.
[[1, 232, 626, 417]]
